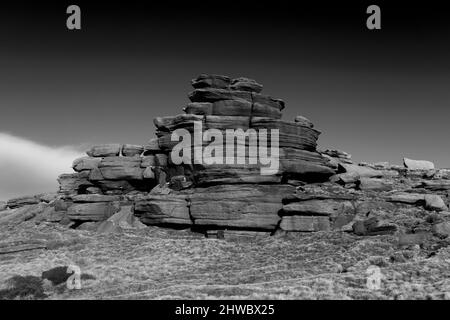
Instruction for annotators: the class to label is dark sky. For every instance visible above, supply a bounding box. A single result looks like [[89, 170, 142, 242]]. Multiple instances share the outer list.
[[0, 1, 449, 168]]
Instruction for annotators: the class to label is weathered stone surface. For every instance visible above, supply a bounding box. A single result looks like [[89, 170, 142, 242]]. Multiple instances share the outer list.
[[0, 203, 48, 225], [95, 180, 137, 194], [7, 196, 40, 209], [134, 194, 191, 225], [191, 74, 231, 89], [280, 215, 330, 232], [282, 199, 355, 217], [404, 157, 435, 170], [358, 178, 393, 191], [72, 157, 101, 172], [279, 148, 336, 181], [353, 217, 397, 236], [71, 194, 122, 203], [143, 167, 156, 179], [154, 114, 204, 132], [230, 77, 263, 93], [252, 102, 282, 119], [211, 100, 252, 116], [141, 155, 156, 167], [252, 93, 285, 111], [87, 144, 121, 157], [387, 193, 425, 204], [58, 172, 93, 195], [183, 102, 213, 115], [330, 172, 360, 185], [98, 157, 144, 180], [251, 118, 320, 151], [97, 205, 146, 234], [355, 200, 397, 216], [420, 180, 450, 191], [294, 116, 314, 128], [322, 149, 351, 160], [193, 164, 282, 186], [86, 187, 103, 195], [204, 115, 250, 130], [0, 201, 7, 211], [155, 154, 168, 166], [424, 194, 448, 212], [338, 163, 383, 178], [67, 202, 120, 221], [189, 88, 252, 104], [432, 222, 450, 238], [122, 144, 144, 157], [143, 138, 162, 155], [189, 184, 294, 230]]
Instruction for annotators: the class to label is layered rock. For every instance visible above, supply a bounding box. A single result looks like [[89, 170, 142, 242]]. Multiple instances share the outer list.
[[40, 74, 448, 238]]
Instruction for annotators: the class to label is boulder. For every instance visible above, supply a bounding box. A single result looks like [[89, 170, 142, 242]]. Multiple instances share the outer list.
[[87, 144, 122, 157], [0, 201, 7, 211], [97, 205, 146, 234], [189, 184, 294, 230], [403, 157, 435, 170], [122, 144, 144, 157], [424, 194, 448, 212], [67, 202, 120, 221], [134, 194, 191, 226], [72, 157, 101, 172], [191, 74, 231, 89], [280, 216, 330, 232], [230, 77, 263, 93], [353, 217, 397, 236], [432, 222, 450, 238], [294, 116, 314, 128]]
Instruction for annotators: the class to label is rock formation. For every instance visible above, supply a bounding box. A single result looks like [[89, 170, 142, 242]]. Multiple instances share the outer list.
[[1, 74, 449, 241]]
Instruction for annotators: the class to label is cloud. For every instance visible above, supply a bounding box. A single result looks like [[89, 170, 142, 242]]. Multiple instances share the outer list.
[[0, 133, 84, 201]]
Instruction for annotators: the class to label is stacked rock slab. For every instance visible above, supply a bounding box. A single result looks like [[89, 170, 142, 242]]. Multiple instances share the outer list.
[[56, 74, 337, 233], [133, 74, 336, 232]]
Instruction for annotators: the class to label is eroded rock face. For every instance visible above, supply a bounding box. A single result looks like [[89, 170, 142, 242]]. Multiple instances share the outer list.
[[67, 202, 120, 221], [87, 144, 122, 157], [38, 74, 448, 237], [189, 184, 294, 230], [6, 196, 41, 209], [134, 194, 191, 226]]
